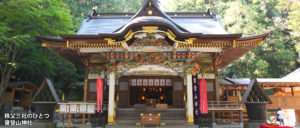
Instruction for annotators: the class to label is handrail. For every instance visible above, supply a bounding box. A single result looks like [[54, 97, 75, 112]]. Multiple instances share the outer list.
[[207, 101, 243, 110], [208, 101, 239, 103]]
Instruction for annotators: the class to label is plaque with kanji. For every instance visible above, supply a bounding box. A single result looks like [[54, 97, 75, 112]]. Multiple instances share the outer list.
[[154, 79, 160, 86], [160, 79, 165, 86], [166, 79, 171, 86], [59, 104, 67, 113], [137, 79, 143, 86], [79, 104, 87, 113], [131, 79, 137, 86], [87, 104, 95, 113], [143, 79, 148, 86], [149, 79, 154, 86], [70, 104, 77, 113]]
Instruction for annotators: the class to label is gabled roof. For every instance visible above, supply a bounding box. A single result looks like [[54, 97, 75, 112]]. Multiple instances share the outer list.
[[77, 13, 227, 35], [240, 79, 271, 104], [77, 0, 227, 35], [115, 0, 189, 33], [38, 0, 268, 70], [282, 67, 300, 80]]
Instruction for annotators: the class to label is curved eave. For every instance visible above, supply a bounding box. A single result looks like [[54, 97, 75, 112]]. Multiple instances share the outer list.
[[37, 36, 64, 42], [49, 47, 85, 68], [115, 16, 187, 33], [237, 33, 269, 41], [218, 33, 269, 69], [59, 33, 242, 41], [38, 32, 267, 70], [37, 36, 85, 68], [40, 33, 243, 50]]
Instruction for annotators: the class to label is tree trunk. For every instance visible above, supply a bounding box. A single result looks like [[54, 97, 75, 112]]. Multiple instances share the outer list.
[[0, 43, 17, 107], [0, 65, 13, 107]]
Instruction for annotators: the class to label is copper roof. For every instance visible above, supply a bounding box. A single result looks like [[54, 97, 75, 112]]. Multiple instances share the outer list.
[[38, 0, 268, 69], [77, 2, 226, 35]]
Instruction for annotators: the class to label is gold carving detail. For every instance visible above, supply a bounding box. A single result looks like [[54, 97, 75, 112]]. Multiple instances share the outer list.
[[148, 10, 153, 15], [142, 26, 158, 33]]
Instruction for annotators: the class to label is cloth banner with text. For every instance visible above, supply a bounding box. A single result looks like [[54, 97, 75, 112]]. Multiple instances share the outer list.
[[192, 74, 200, 118]]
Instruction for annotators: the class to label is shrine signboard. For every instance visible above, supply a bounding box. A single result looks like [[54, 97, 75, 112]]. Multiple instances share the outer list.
[[129, 78, 172, 87], [198, 73, 215, 79], [58, 103, 96, 114], [58, 103, 96, 128]]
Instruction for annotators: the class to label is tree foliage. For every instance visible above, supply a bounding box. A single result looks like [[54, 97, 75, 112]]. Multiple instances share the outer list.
[[67, 0, 142, 30], [0, 0, 143, 102], [0, 0, 76, 103], [162, 0, 299, 78]]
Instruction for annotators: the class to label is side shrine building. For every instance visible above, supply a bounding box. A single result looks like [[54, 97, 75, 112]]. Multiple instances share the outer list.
[[38, 0, 268, 125]]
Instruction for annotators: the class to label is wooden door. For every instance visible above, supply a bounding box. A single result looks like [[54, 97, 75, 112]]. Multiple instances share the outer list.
[[118, 80, 129, 107], [173, 81, 184, 107]]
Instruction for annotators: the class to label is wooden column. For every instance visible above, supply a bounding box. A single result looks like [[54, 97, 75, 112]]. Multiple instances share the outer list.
[[226, 86, 229, 98], [83, 66, 89, 102], [212, 111, 215, 124], [214, 64, 220, 101], [291, 87, 294, 96], [239, 110, 244, 125], [108, 72, 116, 124], [186, 74, 194, 123]]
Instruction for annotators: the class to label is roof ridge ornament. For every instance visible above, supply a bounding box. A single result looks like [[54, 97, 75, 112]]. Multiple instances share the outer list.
[[206, 8, 211, 15], [87, 6, 98, 18], [114, 0, 190, 33], [143, 0, 159, 7]]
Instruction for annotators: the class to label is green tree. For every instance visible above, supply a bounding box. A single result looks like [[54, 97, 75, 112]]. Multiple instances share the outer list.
[[67, 0, 142, 30], [162, 0, 299, 78], [0, 0, 74, 104], [162, 0, 210, 12], [219, 0, 299, 78]]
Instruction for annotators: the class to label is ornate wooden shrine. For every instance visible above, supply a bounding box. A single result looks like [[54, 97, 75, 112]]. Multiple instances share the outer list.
[[38, 0, 268, 125]]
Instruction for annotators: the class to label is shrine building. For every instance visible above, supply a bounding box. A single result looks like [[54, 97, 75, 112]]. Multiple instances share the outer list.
[[38, 0, 268, 126]]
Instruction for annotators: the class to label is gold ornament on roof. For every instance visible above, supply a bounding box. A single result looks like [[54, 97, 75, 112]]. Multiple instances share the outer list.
[[148, 10, 153, 15]]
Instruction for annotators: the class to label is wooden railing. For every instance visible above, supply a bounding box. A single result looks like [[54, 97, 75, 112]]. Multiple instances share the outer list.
[[116, 108, 186, 121], [207, 101, 245, 124], [208, 101, 243, 110]]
